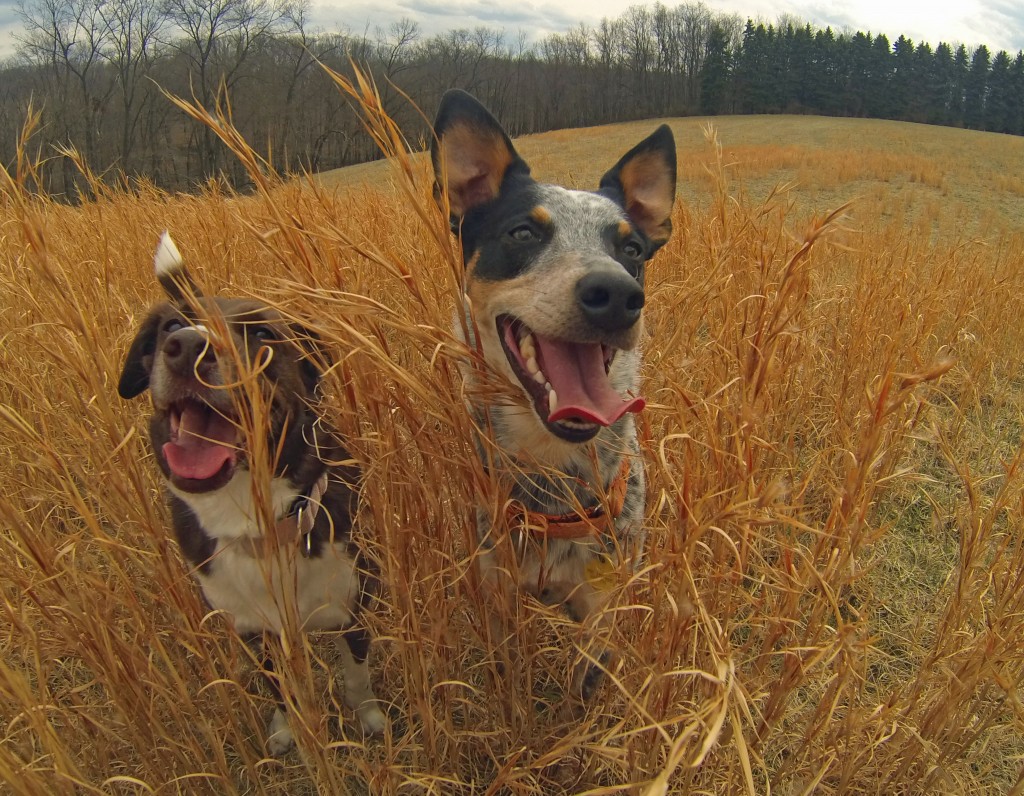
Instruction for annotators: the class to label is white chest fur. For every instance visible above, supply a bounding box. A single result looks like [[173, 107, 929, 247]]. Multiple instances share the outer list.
[[197, 542, 359, 635], [170, 470, 297, 539], [173, 472, 359, 635]]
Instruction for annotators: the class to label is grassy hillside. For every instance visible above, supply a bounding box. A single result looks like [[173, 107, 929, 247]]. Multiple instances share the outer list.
[[319, 113, 1024, 238], [1, 91, 1023, 795]]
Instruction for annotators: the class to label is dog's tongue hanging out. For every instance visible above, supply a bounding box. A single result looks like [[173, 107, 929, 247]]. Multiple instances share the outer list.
[[537, 336, 645, 426], [163, 403, 237, 481]]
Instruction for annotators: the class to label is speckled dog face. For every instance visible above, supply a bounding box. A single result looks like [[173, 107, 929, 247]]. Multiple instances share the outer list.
[[432, 89, 677, 444]]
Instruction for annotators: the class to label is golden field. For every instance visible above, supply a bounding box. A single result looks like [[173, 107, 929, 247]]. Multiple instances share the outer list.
[[2, 85, 1023, 794]]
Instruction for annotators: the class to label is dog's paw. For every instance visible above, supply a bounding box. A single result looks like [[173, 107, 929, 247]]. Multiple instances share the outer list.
[[266, 708, 294, 756], [355, 701, 387, 736]]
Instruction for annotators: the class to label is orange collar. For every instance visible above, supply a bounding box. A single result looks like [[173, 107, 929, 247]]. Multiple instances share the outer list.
[[505, 459, 631, 540]]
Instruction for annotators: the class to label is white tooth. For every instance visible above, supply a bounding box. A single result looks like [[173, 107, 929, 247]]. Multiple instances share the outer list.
[[526, 356, 540, 374], [533, 370, 546, 383], [545, 381, 552, 391], [520, 333, 535, 356], [549, 389, 558, 413]]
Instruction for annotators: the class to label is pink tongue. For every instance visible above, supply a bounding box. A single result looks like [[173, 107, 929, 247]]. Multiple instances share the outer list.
[[534, 336, 645, 426], [163, 404, 237, 481]]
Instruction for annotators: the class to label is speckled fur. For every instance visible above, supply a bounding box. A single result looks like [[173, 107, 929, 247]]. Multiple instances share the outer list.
[[432, 90, 676, 711]]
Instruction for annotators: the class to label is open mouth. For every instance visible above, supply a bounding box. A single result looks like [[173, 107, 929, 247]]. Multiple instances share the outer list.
[[162, 398, 239, 492], [497, 314, 645, 442]]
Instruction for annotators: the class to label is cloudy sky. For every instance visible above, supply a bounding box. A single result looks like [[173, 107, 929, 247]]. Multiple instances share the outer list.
[[316, 0, 1024, 53], [1, 0, 1022, 57]]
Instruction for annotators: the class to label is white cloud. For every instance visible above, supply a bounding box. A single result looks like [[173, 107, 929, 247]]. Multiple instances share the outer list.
[[311, 0, 1024, 53]]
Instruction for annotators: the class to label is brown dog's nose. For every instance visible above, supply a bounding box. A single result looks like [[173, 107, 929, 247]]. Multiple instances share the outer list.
[[575, 269, 645, 332], [163, 328, 216, 380]]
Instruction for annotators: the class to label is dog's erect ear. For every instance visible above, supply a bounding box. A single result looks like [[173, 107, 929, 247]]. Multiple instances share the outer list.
[[431, 89, 529, 220], [599, 125, 677, 252], [154, 231, 202, 303], [118, 309, 162, 399]]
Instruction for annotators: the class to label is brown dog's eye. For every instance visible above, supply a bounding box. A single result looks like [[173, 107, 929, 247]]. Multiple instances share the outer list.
[[251, 326, 276, 341], [164, 318, 184, 334]]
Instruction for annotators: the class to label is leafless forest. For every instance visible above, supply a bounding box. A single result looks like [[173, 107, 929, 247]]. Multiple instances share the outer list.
[[1, 0, 742, 197], [3, 0, 1023, 199]]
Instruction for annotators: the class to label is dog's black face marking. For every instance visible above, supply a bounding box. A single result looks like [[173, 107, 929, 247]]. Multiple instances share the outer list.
[[432, 90, 676, 442]]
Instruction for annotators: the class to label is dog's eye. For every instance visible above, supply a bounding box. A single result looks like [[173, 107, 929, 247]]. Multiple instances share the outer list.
[[163, 319, 184, 334], [622, 240, 644, 260], [508, 224, 539, 243], [250, 326, 276, 342]]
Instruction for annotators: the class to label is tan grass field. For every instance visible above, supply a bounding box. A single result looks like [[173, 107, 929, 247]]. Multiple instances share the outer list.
[[2, 85, 1023, 795]]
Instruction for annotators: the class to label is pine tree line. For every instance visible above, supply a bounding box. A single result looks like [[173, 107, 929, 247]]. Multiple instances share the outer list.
[[1, 0, 1020, 199], [702, 21, 1024, 135]]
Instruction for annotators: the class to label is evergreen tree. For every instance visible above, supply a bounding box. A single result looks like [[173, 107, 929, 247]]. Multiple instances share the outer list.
[[891, 35, 915, 118], [910, 42, 935, 122], [732, 20, 757, 113], [931, 43, 956, 125], [949, 44, 969, 126], [845, 31, 874, 116], [1010, 52, 1024, 135], [700, 23, 732, 115], [734, 21, 775, 113], [789, 23, 814, 110], [866, 34, 893, 119], [764, 24, 785, 111], [963, 44, 990, 129], [813, 27, 843, 115], [986, 50, 1014, 133]]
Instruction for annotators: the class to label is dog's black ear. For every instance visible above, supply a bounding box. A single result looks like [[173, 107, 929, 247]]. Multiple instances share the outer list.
[[599, 125, 677, 252], [431, 89, 529, 220], [154, 231, 202, 303], [118, 309, 162, 399]]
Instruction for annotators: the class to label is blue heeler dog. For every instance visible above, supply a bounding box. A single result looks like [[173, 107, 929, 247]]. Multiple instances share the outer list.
[[431, 90, 676, 715]]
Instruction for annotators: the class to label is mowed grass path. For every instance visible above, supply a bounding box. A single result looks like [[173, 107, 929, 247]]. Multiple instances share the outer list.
[[1, 107, 1023, 794]]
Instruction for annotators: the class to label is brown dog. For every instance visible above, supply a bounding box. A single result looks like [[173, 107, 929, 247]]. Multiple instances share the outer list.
[[118, 233, 386, 754]]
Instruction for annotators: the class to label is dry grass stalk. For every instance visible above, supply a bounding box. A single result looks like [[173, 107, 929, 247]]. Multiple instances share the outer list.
[[1, 85, 1022, 795]]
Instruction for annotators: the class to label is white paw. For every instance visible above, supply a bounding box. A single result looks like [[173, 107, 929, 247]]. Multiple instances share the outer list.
[[355, 702, 387, 736], [266, 708, 294, 756]]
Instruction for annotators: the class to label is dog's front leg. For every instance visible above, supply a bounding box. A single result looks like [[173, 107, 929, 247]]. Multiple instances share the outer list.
[[242, 633, 294, 755], [336, 625, 387, 736], [562, 577, 616, 720], [477, 543, 520, 676]]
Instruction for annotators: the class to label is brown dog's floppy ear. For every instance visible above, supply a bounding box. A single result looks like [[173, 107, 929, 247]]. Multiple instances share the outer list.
[[154, 231, 202, 303], [118, 309, 162, 399], [599, 125, 677, 252], [431, 89, 529, 221]]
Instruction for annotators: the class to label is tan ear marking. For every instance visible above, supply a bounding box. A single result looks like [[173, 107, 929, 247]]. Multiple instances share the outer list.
[[618, 152, 676, 240], [438, 121, 515, 218]]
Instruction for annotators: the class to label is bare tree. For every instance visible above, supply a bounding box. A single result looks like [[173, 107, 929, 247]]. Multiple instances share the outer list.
[[162, 0, 288, 177], [620, 5, 655, 113], [98, 0, 165, 174], [16, 0, 115, 191], [678, 2, 713, 107]]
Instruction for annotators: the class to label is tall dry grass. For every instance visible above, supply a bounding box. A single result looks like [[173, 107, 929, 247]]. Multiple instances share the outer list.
[[1, 83, 1023, 795]]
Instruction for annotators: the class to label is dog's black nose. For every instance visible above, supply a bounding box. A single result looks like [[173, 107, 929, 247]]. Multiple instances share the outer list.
[[575, 270, 645, 332], [163, 328, 216, 379]]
